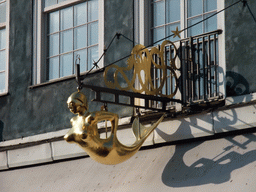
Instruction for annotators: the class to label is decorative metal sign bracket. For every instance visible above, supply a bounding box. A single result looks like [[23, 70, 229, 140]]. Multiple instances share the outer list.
[[76, 64, 183, 112]]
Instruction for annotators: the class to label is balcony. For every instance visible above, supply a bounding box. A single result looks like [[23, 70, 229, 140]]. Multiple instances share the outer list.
[[150, 30, 223, 111]]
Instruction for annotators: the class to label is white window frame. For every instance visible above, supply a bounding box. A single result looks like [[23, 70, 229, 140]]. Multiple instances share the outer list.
[[134, 0, 226, 108], [0, 0, 9, 96], [33, 0, 104, 85]]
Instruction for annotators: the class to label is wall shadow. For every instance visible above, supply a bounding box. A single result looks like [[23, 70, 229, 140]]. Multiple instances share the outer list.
[[161, 133, 256, 187], [226, 71, 249, 97], [0, 121, 3, 142]]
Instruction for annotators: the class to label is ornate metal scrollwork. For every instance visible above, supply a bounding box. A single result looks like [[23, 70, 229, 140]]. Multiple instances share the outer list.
[[104, 40, 179, 98]]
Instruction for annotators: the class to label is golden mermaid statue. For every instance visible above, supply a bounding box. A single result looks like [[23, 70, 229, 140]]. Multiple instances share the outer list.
[[64, 91, 165, 165]]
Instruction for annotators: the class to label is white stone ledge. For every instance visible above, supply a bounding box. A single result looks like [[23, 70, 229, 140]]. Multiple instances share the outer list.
[[7, 143, 52, 168], [51, 140, 87, 160], [0, 151, 8, 170], [1, 105, 256, 170], [213, 104, 256, 133]]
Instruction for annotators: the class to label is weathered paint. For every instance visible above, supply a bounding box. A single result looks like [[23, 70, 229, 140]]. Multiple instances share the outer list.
[[0, 0, 133, 141]]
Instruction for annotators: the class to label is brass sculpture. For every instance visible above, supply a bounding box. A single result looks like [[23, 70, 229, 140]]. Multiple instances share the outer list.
[[64, 91, 165, 165], [104, 40, 178, 98]]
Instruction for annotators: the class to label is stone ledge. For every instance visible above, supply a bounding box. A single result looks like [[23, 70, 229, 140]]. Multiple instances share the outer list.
[[1, 104, 256, 170], [7, 143, 52, 168]]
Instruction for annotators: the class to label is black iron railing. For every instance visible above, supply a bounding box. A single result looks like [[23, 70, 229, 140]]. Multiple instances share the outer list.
[[150, 30, 222, 108]]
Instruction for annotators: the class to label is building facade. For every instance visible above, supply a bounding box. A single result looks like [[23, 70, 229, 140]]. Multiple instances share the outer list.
[[1, 0, 256, 191]]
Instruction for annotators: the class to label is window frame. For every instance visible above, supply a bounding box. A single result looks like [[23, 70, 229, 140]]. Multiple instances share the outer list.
[[33, 0, 104, 85], [0, 0, 9, 96]]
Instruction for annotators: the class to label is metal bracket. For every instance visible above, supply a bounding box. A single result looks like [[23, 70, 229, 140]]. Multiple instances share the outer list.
[[75, 64, 184, 112]]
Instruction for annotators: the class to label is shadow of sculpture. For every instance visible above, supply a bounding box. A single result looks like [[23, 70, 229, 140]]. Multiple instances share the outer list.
[[157, 101, 256, 187], [226, 71, 249, 97], [162, 133, 256, 187]]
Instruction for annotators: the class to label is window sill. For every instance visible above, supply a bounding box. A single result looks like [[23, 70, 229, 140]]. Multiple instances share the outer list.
[[30, 68, 104, 90], [0, 92, 9, 97], [29, 75, 76, 90]]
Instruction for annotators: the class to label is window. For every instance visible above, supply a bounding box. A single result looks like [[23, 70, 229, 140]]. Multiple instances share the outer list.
[[33, 0, 104, 84], [151, 0, 217, 44], [0, 0, 9, 94]]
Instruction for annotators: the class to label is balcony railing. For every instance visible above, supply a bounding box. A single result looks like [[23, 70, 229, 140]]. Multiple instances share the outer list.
[[150, 30, 222, 109]]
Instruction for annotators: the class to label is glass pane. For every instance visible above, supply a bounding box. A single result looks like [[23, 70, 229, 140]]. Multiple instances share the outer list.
[[89, 21, 98, 46], [45, 0, 57, 7], [49, 11, 59, 34], [60, 7, 73, 30], [0, 72, 5, 93], [153, 26, 164, 45], [166, 0, 180, 23], [60, 53, 73, 77], [88, 46, 98, 70], [74, 2, 87, 26], [49, 33, 59, 57], [60, 29, 73, 53], [88, 0, 98, 22], [0, 2, 6, 23], [48, 57, 59, 80], [153, 1, 165, 27], [188, 16, 202, 36], [166, 23, 180, 42], [188, 0, 202, 17], [204, 12, 217, 33], [74, 25, 87, 50], [204, 0, 217, 12], [58, 0, 68, 3], [0, 28, 6, 49], [0, 50, 6, 71], [74, 49, 87, 72]]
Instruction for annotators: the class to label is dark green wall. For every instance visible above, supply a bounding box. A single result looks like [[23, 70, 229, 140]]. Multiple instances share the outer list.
[[225, 0, 256, 96], [0, 0, 134, 141]]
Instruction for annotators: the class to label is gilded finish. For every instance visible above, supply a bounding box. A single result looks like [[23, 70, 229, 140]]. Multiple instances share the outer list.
[[64, 91, 165, 165], [104, 40, 178, 98], [171, 26, 182, 39]]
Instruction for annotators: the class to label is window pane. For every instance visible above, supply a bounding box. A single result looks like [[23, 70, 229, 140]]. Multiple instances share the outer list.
[[89, 21, 98, 46], [58, 0, 68, 3], [60, 7, 73, 30], [60, 53, 73, 77], [48, 57, 59, 80], [188, 0, 202, 17], [0, 72, 5, 93], [153, 26, 164, 44], [45, 0, 57, 7], [0, 50, 6, 71], [74, 49, 87, 72], [49, 33, 59, 56], [74, 25, 87, 50], [0, 28, 6, 49], [204, 0, 217, 12], [166, 0, 180, 23], [0, 2, 6, 23], [88, 0, 98, 22], [49, 11, 59, 34], [88, 46, 98, 70], [204, 12, 217, 32], [74, 2, 87, 26], [60, 29, 73, 53], [153, 1, 165, 26], [166, 23, 180, 42], [188, 16, 202, 36]]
